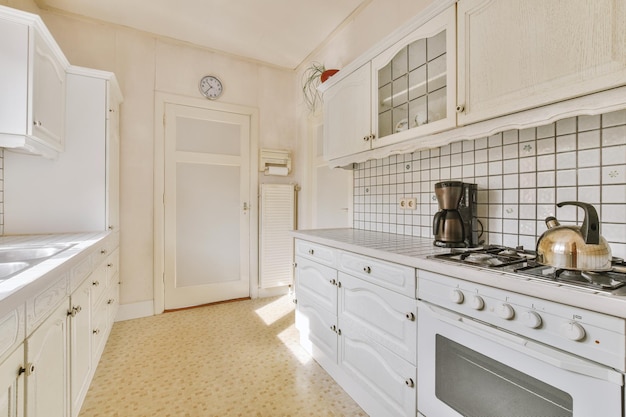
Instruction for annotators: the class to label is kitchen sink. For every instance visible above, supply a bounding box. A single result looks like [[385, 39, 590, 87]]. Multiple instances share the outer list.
[[0, 244, 73, 263], [0, 261, 30, 280]]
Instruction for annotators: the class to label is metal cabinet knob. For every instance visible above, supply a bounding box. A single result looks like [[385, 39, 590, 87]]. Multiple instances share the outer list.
[[107, 299, 114, 305], [93, 328, 100, 335], [405, 378, 415, 388], [363, 266, 371, 274], [329, 279, 337, 286], [308, 249, 314, 255], [67, 306, 82, 317], [33, 120, 42, 126], [456, 104, 465, 113], [369, 133, 376, 141], [92, 280, 100, 287], [363, 136, 370, 142], [405, 312, 415, 321]]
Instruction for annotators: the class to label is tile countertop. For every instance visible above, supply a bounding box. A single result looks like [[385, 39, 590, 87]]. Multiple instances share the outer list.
[[0, 231, 111, 319], [291, 228, 626, 319]]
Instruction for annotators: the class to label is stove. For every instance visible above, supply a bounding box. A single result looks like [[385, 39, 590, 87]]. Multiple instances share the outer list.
[[431, 245, 626, 295]]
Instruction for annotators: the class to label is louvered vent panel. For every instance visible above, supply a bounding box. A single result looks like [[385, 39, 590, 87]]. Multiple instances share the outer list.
[[259, 184, 295, 289]]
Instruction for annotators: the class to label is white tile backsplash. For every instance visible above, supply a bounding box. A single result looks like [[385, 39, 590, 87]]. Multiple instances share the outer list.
[[353, 110, 626, 258]]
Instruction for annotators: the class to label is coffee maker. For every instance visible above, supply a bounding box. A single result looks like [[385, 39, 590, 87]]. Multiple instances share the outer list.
[[433, 181, 481, 247]]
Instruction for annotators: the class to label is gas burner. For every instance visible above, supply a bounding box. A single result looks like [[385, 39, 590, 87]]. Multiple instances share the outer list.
[[515, 263, 626, 292], [431, 245, 535, 268]]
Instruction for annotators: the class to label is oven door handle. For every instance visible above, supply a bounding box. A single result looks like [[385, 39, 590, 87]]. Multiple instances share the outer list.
[[420, 302, 624, 385]]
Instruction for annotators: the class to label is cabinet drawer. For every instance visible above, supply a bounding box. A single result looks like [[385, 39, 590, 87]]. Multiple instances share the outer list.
[[295, 292, 338, 370], [339, 326, 417, 417], [26, 273, 68, 334], [295, 240, 337, 267], [0, 306, 25, 362], [339, 273, 417, 364], [295, 257, 337, 315], [338, 251, 416, 297]]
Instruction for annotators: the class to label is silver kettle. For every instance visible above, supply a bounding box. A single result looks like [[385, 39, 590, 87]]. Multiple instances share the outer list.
[[536, 201, 612, 271]]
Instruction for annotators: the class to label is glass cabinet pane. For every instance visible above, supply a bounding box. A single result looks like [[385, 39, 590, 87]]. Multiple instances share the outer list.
[[377, 29, 447, 138]]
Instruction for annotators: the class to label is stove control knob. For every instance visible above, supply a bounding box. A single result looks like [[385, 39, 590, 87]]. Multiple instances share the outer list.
[[470, 295, 484, 310], [496, 303, 515, 320], [450, 289, 464, 304], [522, 311, 542, 329], [560, 322, 586, 341]]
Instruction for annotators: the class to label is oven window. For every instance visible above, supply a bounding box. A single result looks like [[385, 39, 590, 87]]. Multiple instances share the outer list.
[[435, 335, 573, 417]]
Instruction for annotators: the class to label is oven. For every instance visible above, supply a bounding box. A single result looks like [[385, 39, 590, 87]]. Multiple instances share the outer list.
[[417, 271, 625, 417]]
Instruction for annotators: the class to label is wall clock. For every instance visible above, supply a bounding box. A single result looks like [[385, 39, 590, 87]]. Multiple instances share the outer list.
[[199, 75, 223, 100]]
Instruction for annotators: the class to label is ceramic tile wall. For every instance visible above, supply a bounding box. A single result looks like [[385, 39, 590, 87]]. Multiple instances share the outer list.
[[353, 110, 626, 258]]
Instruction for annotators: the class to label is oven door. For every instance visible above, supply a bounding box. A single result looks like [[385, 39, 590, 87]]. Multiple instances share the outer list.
[[417, 301, 624, 417]]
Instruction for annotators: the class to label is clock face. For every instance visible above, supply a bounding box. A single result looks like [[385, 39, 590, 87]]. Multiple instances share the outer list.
[[199, 75, 223, 100]]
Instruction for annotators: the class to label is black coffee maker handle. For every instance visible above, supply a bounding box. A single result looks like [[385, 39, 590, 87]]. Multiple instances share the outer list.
[[433, 210, 447, 235]]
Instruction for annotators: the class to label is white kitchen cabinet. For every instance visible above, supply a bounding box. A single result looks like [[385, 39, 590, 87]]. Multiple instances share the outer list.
[[294, 239, 418, 417], [4, 67, 123, 234], [457, 0, 626, 125], [0, 6, 69, 157], [26, 300, 69, 417], [323, 63, 372, 160], [0, 345, 24, 417], [322, 4, 456, 162], [69, 278, 92, 417]]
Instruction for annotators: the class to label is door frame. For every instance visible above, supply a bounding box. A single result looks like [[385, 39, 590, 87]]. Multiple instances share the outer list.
[[154, 92, 259, 314]]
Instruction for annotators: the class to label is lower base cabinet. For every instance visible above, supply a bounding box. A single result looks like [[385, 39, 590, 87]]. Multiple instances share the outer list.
[[295, 239, 418, 417]]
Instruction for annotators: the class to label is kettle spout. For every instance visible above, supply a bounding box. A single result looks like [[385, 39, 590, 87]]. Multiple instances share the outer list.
[[545, 216, 560, 229]]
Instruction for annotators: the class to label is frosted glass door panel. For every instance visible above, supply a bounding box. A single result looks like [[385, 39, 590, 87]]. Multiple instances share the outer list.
[[176, 117, 241, 155], [176, 163, 240, 287], [164, 103, 251, 309]]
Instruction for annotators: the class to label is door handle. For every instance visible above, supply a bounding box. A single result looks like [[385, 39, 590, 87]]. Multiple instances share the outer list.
[[243, 202, 249, 212]]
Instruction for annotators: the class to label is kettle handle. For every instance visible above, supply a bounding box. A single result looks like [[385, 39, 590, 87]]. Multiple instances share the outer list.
[[556, 201, 600, 244]]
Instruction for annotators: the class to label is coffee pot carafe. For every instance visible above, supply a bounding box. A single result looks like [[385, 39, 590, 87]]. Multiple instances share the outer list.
[[433, 181, 481, 247]]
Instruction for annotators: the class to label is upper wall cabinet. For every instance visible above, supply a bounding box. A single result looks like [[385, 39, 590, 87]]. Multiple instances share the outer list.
[[371, 6, 456, 149], [323, 5, 456, 161], [457, 0, 626, 125], [0, 6, 70, 158]]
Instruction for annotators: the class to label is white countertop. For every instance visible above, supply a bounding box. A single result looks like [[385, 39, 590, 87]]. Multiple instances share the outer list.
[[292, 228, 626, 318], [0, 231, 111, 318]]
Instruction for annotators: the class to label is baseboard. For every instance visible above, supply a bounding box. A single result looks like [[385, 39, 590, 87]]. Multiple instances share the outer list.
[[115, 300, 154, 322], [257, 285, 292, 298]]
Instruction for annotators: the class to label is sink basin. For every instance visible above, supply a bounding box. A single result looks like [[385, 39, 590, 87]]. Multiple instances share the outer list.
[[0, 262, 29, 280], [0, 244, 72, 263]]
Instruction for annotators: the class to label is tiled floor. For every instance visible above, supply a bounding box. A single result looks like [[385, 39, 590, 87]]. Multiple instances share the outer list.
[[79, 295, 366, 417]]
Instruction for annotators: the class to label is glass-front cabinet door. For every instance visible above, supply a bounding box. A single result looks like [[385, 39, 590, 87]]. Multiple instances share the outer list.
[[371, 5, 456, 149]]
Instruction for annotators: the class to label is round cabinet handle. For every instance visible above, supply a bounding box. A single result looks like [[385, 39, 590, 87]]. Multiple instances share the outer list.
[[28, 364, 35, 375], [108, 225, 115, 230], [363, 136, 370, 142], [92, 280, 100, 287], [107, 263, 113, 268], [363, 266, 371, 274], [405, 378, 415, 388], [456, 104, 465, 113], [330, 325, 336, 332], [369, 133, 376, 141], [93, 328, 101, 335], [75, 305, 82, 314], [101, 249, 107, 254], [308, 249, 314, 255], [33, 121, 42, 126], [405, 312, 415, 321], [107, 299, 114, 305], [336, 328, 341, 336], [329, 279, 337, 286]]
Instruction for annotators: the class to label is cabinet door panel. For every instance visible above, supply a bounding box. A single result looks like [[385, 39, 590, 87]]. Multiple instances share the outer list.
[[295, 293, 338, 369], [295, 257, 337, 314], [26, 300, 68, 417], [339, 324, 416, 417], [458, 0, 626, 125], [323, 63, 372, 160], [338, 273, 416, 364], [0, 345, 24, 417], [69, 279, 92, 417]]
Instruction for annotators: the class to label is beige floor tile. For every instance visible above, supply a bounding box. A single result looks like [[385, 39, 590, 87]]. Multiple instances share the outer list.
[[79, 295, 367, 417]]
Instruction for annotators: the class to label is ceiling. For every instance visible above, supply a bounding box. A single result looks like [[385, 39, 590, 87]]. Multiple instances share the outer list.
[[36, 0, 370, 69]]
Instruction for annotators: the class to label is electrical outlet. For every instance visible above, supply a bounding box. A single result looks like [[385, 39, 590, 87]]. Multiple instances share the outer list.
[[399, 197, 417, 210]]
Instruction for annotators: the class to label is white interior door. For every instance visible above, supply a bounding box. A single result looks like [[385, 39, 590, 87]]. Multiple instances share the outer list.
[[164, 103, 251, 309]]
